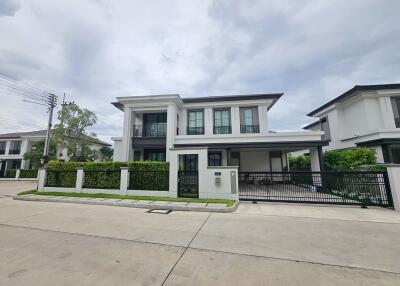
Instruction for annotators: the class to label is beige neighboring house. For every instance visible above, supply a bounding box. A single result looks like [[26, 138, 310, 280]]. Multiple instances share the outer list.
[[0, 129, 111, 177]]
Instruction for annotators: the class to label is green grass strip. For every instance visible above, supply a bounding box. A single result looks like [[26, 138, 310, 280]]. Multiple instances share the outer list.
[[18, 190, 235, 207]]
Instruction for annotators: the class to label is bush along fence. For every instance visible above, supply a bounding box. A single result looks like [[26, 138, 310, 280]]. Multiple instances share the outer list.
[[39, 161, 171, 197], [0, 169, 38, 180]]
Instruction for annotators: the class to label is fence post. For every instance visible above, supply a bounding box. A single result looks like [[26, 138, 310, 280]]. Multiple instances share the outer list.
[[120, 167, 129, 195], [386, 165, 400, 211], [15, 169, 21, 180], [76, 168, 84, 193], [37, 168, 46, 192]]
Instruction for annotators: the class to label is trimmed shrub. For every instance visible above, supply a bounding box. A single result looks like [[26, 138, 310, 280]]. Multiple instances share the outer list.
[[47, 160, 169, 190], [288, 155, 311, 171], [4, 169, 17, 178], [19, 169, 38, 178], [45, 170, 77, 188], [324, 147, 377, 171]]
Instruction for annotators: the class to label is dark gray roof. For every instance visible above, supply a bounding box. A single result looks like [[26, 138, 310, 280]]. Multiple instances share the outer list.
[[0, 129, 111, 146], [308, 83, 400, 117]]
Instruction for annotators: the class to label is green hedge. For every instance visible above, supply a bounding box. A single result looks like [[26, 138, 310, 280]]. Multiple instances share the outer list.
[[4, 169, 16, 178], [47, 161, 169, 190], [19, 169, 38, 178]]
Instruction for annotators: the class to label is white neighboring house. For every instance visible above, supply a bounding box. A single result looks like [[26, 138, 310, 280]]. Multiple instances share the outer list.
[[111, 93, 326, 172], [0, 129, 111, 177], [302, 83, 400, 163]]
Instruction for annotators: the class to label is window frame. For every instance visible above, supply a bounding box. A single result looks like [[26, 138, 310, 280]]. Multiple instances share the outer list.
[[187, 109, 205, 135], [213, 108, 231, 134], [208, 151, 222, 166]]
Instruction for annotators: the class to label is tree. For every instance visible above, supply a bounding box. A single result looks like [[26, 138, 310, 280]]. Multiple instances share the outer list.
[[53, 103, 98, 162], [99, 146, 113, 161], [23, 140, 57, 169]]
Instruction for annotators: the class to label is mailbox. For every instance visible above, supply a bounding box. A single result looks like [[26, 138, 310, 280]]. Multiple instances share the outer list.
[[215, 172, 221, 184]]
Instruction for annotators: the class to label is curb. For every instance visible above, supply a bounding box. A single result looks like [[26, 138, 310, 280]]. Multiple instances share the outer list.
[[13, 195, 239, 213]]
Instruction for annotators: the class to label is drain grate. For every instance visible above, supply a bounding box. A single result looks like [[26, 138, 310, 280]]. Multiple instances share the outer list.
[[147, 209, 172, 214]]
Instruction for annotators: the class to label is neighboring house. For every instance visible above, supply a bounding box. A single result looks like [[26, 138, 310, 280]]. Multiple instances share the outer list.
[[0, 129, 111, 177], [111, 93, 326, 172], [303, 83, 400, 163]]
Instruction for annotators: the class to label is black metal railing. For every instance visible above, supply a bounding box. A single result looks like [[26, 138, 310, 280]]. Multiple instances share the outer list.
[[213, 126, 231, 134], [8, 149, 21, 155], [83, 170, 121, 189], [129, 170, 169, 191], [133, 123, 167, 138], [45, 170, 77, 188], [178, 171, 199, 198], [187, 126, 204, 135], [240, 125, 260, 133], [395, 117, 400, 128], [238, 171, 393, 208]]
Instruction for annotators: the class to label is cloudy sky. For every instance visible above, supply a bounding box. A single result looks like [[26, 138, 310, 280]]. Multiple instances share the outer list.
[[1, 0, 400, 143]]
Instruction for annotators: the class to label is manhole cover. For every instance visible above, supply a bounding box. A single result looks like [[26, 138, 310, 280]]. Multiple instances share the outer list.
[[147, 209, 172, 214]]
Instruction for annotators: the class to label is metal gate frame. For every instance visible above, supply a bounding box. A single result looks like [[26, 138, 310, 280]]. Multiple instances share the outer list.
[[178, 171, 199, 198]]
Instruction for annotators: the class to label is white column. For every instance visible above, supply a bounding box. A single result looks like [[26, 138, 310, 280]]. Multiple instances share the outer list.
[[309, 147, 321, 172], [5, 140, 10, 155], [204, 107, 213, 135], [122, 107, 134, 161], [166, 104, 177, 161], [37, 168, 46, 191], [258, 104, 269, 133], [231, 106, 240, 135], [15, 169, 20, 180], [387, 165, 400, 211], [120, 167, 129, 195], [76, 168, 84, 193], [168, 151, 178, 197]]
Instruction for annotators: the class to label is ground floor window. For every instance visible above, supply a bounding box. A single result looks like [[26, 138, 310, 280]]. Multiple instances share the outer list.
[[10, 160, 21, 169], [144, 149, 166, 161], [208, 152, 222, 166], [179, 154, 198, 171]]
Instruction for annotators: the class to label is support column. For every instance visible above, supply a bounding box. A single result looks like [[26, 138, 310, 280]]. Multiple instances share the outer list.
[[122, 107, 134, 161], [166, 104, 177, 161], [309, 147, 321, 172], [231, 106, 240, 135], [387, 165, 400, 211]]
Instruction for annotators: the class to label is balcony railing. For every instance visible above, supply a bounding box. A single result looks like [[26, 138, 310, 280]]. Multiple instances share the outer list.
[[395, 117, 400, 128], [187, 126, 204, 135], [8, 149, 21, 155], [240, 125, 260, 133], [213, 126, 232, 134], [133, 123, 167, 138]]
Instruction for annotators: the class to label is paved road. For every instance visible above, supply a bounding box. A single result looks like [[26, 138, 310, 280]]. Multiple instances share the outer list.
[[0, 181, 399, 285], [0, 180, 37, 196]]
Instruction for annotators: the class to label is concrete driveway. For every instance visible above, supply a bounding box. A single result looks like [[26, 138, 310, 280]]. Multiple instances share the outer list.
[[0, 181, 399, 285], [0, 180, 37, 196]]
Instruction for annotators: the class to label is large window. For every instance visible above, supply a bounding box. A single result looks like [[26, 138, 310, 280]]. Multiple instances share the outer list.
[[208, 152, 222, 166], [240, 107, 259, 133], [187, 110, 204, 135], [392, 97, 400, 128], [9, 141, 21, 155], [0, 142, 6, 155], [214, 109, 231, 134], [141, 113, 167, 137], [144, 149, 166, 161]]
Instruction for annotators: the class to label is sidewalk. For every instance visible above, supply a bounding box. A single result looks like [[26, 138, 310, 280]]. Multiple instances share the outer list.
[[14, 194, 238, 213]]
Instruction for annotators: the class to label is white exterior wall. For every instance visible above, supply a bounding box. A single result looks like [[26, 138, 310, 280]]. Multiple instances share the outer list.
[[240, 150, 270, 171], [112, 138, 123, 161]]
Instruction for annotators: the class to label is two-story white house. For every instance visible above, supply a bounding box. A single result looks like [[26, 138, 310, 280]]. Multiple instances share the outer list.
[[305, 84, 400, 163], [0, 129, 111, 177], [112, 93, 327, 173]]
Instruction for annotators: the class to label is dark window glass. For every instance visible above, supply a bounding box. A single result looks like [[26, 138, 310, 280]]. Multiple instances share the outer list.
[[208, 152, 222, 166], [9, 141, 21, 154], [0, 142, 6, 155], [187, 110, 204, 135], [144, 150, 166, 161], [11, 160, 21, 169], [134, 151, 141, 161]]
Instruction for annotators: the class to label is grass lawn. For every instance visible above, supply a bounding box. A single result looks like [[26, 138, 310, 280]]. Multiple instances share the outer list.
[[18, 190, 236, 207]]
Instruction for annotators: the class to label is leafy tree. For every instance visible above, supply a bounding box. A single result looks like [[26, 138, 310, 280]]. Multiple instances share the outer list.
[[324, 147, 376, 170], [23, 140, 57, 169], [99, 146, 113, 161], [288, 155, 311, 171], [53, 103, 98, 162]]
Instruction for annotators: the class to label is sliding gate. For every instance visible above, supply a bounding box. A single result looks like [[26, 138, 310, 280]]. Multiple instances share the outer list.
[[238, 171, 393, 208]]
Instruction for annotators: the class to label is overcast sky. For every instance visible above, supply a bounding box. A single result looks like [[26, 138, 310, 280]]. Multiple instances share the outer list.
[[1, 0, 400, 143]]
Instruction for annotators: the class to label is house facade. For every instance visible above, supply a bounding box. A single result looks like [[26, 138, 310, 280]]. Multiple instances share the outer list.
[[112, 93, 327, 173], [304, 84, 400, 163], [0, 130, 111, 177]]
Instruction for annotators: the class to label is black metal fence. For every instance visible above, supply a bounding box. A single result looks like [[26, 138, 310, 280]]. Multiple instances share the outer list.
[[45, 170, 77, 188], [238, 171, 393, 208], [83, 170, 121, 189], [178, 171, 199, 198], [129, 170, 169, 191]]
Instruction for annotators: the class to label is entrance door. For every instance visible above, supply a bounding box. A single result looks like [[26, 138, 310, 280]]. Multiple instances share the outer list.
[[178, 154, 199, 198]]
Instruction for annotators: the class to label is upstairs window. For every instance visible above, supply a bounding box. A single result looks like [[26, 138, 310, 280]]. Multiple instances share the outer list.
[[9, 141, 21, 155], [0, 141, 6, 155], [208, 152, 222, 166], [391, 97, 400, 128], [240, 107, 259, 133], [214, 109, 231, 134], [187, 110, 204, 135]]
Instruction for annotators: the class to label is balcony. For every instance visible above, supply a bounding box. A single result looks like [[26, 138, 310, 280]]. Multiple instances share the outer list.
[[187, 126, 204, 135], [133, 123, 167, 138], [240, 125, 260, 134], [213, 126, 232, 135], [395, 118, 400, 128]]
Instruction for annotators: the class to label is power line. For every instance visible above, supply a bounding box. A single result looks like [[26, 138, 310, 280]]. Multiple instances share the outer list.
[[0, 80, 50, 102], [0, 71, 51, 97]]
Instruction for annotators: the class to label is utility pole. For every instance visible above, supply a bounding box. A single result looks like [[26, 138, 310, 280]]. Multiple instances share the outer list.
[[42, 93, 57, 166]]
